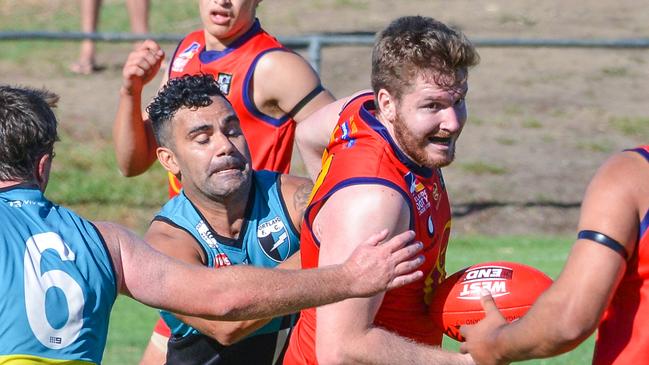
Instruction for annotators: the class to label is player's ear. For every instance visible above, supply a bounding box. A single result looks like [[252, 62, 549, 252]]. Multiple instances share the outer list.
[[157, 147, 180, 175], [35, 152, 53, 192], [376, 88, 396, 123]]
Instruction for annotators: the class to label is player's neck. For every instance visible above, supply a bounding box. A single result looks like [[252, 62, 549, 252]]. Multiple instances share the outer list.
[[187, 181, 252, 239], [0, 179, 37, 189], [376, 112, 424, 169]]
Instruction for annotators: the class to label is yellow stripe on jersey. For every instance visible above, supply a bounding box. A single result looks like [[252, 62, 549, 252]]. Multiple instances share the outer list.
[[308, 153, 334, 205], [0, 355, 95, 365], [167, 172, 182, 195]]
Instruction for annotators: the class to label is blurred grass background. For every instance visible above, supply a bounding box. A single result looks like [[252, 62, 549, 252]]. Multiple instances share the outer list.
[[1, 1, 594, 363]]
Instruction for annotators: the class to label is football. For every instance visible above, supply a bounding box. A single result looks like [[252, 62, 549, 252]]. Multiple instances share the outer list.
[[429, 261, 553, 341]]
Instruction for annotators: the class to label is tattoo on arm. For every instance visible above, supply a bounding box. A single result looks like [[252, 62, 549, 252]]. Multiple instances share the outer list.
[[294, 181, 314, 218]]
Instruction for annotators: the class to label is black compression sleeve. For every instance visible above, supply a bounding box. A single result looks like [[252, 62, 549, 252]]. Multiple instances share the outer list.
[[287, 84, 325, 118]]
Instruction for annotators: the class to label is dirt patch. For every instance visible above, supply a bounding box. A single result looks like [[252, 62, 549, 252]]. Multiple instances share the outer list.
[[3, 0, 648, 236]]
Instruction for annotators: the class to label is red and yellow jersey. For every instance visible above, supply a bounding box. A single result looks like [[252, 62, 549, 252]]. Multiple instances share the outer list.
[[165, 19, 296, 198], [284, 93, 452, 364], [594, 145, 649, 365]]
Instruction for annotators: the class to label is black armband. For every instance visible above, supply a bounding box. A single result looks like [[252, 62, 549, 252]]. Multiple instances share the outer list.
[[287, 84, 325, 118], [578, 230, 629, 260]]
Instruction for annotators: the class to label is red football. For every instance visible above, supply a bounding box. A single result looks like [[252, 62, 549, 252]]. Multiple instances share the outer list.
[[429, 261, 553, 342]]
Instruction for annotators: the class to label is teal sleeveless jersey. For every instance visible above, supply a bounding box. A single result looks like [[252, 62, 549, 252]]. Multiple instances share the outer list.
[[0, 185, 117, 364], [156, 171, 300, 338]]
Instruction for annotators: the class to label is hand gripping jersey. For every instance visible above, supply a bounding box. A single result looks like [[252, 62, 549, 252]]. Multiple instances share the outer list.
[[593, 145, 649, 365], [0, 185, 116, 364], [166, 19, 298, 198], [284, 93, 451, 364], [155, 171, 299, 365]]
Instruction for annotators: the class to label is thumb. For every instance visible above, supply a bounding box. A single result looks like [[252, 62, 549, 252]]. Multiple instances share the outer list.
[[480, 288, 499, 315], [362, 229, 390, 247]]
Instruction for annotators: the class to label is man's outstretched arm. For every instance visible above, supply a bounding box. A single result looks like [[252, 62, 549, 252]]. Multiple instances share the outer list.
[[95, 221, 424, 321], [460, 150, 646, 365]]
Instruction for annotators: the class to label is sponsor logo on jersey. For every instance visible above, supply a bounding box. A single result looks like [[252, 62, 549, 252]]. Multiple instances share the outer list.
[[6, 199, 46, 208], [340, 118, 357, 148], [431, 183, 441, 202], [214, 253, 232, 267], [404, 172, 430, 215], [257, 216, 292, 262], [427, 215, 435, 237], [171, 41, 200, 73], [217, 72, 233, 95], [196, 220, 219, 249], [457, 266, 513, 300]]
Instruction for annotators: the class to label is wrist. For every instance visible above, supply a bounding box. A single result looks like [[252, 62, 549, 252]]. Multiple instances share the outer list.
[[339, 262, 362, 296], [491, 325, 510, 363], [119, 84, 142, 97]]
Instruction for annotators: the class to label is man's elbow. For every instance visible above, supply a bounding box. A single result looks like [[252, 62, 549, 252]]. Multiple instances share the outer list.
[[316, 338, 351, 365], [551, 311, 598, 351], [207, 327, 244, 347]]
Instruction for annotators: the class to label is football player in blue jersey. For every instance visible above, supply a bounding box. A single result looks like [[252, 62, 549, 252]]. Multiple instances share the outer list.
[[144, 73, 423, 364], [0, 84, 424, 365]]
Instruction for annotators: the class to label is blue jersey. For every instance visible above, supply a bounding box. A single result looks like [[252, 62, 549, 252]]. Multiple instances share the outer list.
[[155, 171, 299, 365], [0, 185, 117, 364]]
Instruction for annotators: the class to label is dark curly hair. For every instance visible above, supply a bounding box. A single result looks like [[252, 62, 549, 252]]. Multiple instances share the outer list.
[[0, 85, 59, 182], [147, 74, 230, 147], [372, 16, 480, 101]]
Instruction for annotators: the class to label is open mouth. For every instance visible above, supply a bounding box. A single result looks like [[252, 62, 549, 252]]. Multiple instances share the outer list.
[[210, 160, 246, 175], [210, 10, 231, 24], [214, 165, 243, 174], [428, 136, 452, 145]]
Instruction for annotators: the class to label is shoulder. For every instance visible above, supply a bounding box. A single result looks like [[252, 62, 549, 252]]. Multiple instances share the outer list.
[[145, 219, 206, 265], [321, 183, 410, 224], [314, 183, 411, 242], [254, 50, 319, 85], [279, 174, 313, 191], [255, 49, 311, 71], [279, 174, 313, 203], [278, 174, 313, 224], [593, 149, 649, 194]]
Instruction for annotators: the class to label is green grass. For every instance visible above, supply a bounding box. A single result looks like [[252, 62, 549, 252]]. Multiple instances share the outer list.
[[522, 117, 543, 129], [458, 161, 508, 175], [47, 133, 167, 234], [0, 1, 200, 64], [103, 297, 159, 364], [610, 116, 649, 140]]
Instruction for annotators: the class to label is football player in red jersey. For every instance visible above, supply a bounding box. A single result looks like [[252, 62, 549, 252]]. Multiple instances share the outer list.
[[461, 146, 649, 365], [113, 0, 334, 195], [283, 16, 480, 365], [112, 1, 334, 362]]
